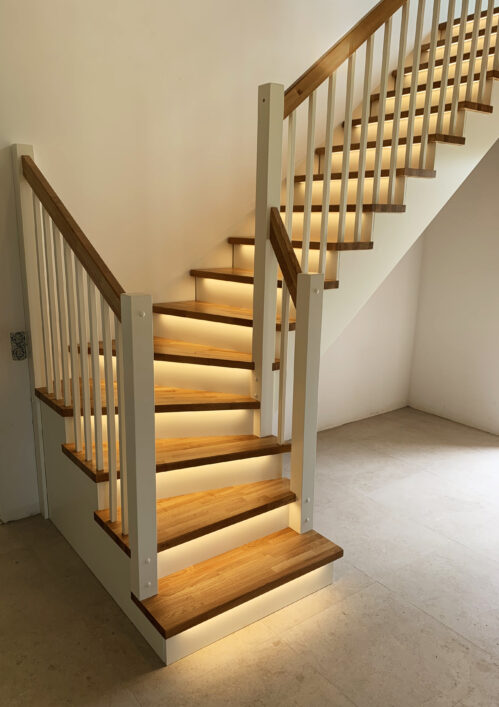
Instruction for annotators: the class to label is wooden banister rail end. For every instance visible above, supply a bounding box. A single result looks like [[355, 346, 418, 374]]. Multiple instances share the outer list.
[[284, 0, 406, 118], [269, 207, 301, 306], [21, 155, 125, 320]]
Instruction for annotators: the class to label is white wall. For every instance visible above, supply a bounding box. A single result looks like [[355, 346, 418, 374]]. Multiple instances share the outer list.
[[409, 139, 499, 435], [0, 147, 39, 521], [318, 240, 423, 431]]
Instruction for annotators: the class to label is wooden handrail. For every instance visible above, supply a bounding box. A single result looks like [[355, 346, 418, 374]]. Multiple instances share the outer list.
[[22, 156, 125, 319], [269, 207, 301, 306], [284, 0, 407, 118]]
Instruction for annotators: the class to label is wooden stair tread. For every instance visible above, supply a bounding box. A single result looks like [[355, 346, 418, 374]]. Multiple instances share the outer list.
[[132, 528, 343, 639], [35, 382, 259, 417], [280, 203, 406, 214], [438, 6, 499, 32], [228, 236, 374, 252], [422, 23, 498, 52], [152, 336, 281, 370], [153, 300, 296, 331], [316, 132, 465, 156], [350, 100, 492, 128], [95, 478, 296, 554], [190, 266, 339, 290], [397, 45, 497, 78], [371, 70, 483, 103], [62, 434, 291, 482], [294, 167, 436, 182]]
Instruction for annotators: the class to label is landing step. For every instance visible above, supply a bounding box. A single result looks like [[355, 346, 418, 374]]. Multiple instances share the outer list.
[[350, 100, 492, 128], [421, 23, 498, 52], [228, 236, 374, 251], [280, 203, 406, 214], [153, 301, 296, 331], [371, 70, 483, 103], [95, 478, 296, 555], [294, 167, 436, 182], [35, 382, 259, 416], [132, 528, 343, 639], [62, 435, 290, 482], [396, 45, 496, 78], [316, 132, 465, 157], [190, 267, 339, 290]]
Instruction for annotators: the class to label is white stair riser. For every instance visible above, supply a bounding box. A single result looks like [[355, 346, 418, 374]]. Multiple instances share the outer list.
[[156, 453, 283, 497], [165, 563, 334, 664], [157, 504, 289, 577], [154, 408, 254, 437], [153, 358, 252, 395], [154, 312, 253, 353]]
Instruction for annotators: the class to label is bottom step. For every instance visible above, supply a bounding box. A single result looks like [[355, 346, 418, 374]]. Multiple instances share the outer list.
[[132, 528, 343, 639]]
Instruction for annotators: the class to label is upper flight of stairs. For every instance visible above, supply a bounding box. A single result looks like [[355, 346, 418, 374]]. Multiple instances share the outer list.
[[32, 3, 499, 662]]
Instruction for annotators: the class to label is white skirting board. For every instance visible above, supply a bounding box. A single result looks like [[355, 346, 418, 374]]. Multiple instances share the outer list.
[[39, 401, 335, 665]]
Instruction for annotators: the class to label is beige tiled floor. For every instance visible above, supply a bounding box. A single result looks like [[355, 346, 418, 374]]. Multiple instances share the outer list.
[[2, 407, 499, 706]]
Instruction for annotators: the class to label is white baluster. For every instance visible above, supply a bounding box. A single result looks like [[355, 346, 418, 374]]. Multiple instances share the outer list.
[[101, 296, 118, 521], [420, 0, 441, 168], [301, 92, 317, 273], [478, 0, 495, 102], [405, 0, 426, 170], [449, 0, 469, 133], [354, 36, 374, 242], [75, 261, 92, 460], [115, 316, 128, 536], [278, 285, 290, 445], [319, 73, 336, 272], [338, 54, 356, 242], [466, 0, 482, 101], [42, 210, 61, 401], [388, 1, 410, 203], [32, 196, 52, 393], [88, 280, 104, 471], [373, 19, 392, 203], [63, 243, 82, 452], [53, 227, 71, 406], [436, 0, 456, 135]]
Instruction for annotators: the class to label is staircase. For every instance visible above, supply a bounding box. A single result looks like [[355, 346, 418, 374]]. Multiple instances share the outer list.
[[11, 0, 499, 665]]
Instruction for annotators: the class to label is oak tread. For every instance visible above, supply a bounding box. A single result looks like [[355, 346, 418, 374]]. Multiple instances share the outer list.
[[228, 236, 374, 252], [153, 300, 296, 331], [62, 435, 291, 482], [280, 203, 406, 214], [94, 478, 296, 555], [294, 167, 436, 182], [190, 266, 339, 290], [35, 383, 259, 416], [132, 528, 343, 638], [350, 100, 492, 128], [315, 132, 465, 157]]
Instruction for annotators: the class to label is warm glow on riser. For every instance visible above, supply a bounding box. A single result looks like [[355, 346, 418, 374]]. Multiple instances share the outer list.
[[154, 408, 254, 438], [153, 312, 253, 354], [158, 505, 289, 577], [152, 359, 252, 395], [165, 563, 334, 665], [156, 453, 283, 497]]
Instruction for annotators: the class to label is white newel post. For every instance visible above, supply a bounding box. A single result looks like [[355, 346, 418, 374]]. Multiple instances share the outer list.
[[10, 144, 49, 518], [289, 272, 324, 533], [121, 293, 158, 599], [252, 83, 284, 437]]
